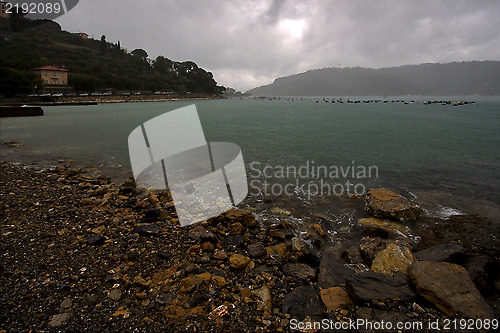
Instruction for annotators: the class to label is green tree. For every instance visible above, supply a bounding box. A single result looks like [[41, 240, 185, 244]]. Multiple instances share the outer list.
[[70, 73, 100, 93], [0, 67, 33, 96], [131, 48, 148, 60], [32, 77, 44, 94]]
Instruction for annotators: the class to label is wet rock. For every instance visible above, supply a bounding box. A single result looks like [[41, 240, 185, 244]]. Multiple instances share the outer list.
[[371, 243, 415, 275], [247, 242, 267, 258], [317, 249, 354, 289], [135, 223, 159, 236], [319, 287, 354, 312], [342, 248, 363, 264], [359, 237, 390, 261], [282, 263, 316, 283], [409, 261, 494, 319], [291, 237, 309, 255], [282, 286, 323, 319], [414, 243, 467, 263], [359, 217, 410, 237], [365, 188, 422, 221], [271, 207, 291, 215], [86, 234, 105, 245], [312, 223, 326, 236], [224, 208, 257, 227], [229, 254, 251, 269], [346, 271, 414, 303], [48, 313, 70, 328]]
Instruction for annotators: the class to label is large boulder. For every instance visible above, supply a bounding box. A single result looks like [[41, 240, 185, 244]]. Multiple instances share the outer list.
[[371, 243, 415, 276], [359, 217, 411, 237], [346, 271, 414, 303], [365, 188, 422, 221], [414, 243, 467, 263], [409, 261, 494, 319], [282, 285, 323, 319], [317, 248, 355, 289]]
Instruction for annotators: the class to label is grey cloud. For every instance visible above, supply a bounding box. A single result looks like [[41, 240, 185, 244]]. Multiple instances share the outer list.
[[55, 0, 500, 91]]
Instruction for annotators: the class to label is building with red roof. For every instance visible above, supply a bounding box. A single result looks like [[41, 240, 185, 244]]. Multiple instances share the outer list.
[[33, 65, 69, 86]]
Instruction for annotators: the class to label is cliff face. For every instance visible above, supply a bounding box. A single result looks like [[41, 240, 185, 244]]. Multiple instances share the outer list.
[[247, 61, 500, 96]]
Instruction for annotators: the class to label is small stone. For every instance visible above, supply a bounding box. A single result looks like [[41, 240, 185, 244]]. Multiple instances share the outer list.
[[133, 275, 150, 287], [271, 207, 291, 215], [135, 224, 159, 236], [282, 263, 316, 283], [108, 289, 122, 301], [319, 287, 354, 312], [87, 234, 105, 245], [229, 222, 244, 235], [248, 242, 267, 258], [291, 237, 309, 255], [48, 313, 70, 328], [313, 224, 326, 236], [211, 275, 226, 287], [212, 249, 227, 260], [60, 298, 72, 309], [229, 254, 251, 269]]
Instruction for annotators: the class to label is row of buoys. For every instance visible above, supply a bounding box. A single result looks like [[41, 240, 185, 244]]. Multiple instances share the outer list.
[[258, 96, 477, 106]]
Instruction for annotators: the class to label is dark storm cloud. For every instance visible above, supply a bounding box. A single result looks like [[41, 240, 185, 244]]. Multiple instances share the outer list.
[[55, 0, 500, 91]]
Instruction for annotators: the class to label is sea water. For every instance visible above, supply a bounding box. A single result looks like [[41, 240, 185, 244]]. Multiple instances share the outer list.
[[1, 97, 499, 221]]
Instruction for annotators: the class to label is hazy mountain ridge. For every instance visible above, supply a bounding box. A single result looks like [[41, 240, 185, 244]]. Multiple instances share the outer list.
[[247, 61, 500, 96]]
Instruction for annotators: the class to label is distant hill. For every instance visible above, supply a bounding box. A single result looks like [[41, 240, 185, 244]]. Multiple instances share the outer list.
[[247, 61, 500, 96], [0, 15, 222, 96]]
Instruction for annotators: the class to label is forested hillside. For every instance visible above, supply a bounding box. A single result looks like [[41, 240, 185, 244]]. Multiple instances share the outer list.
[[0, 15, 222, 96]]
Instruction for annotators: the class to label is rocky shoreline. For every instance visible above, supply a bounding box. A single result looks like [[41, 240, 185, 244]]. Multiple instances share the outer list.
[[0, 94, 221, 107], [0, 162, 498, 332]]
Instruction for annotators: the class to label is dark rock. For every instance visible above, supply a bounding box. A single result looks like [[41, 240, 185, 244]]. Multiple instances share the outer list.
[[355, 307, 411, 333], [188, 226, 216, 242], [282, 263, 316, 283], [223, 234, 244, 250], [317, 249, 355, 289], [409, 261, 494, 319], [224, 208, 258, 227], [346, 271, 414, 303], [365, 188, 422, 221], [135, 224, 159, 236], [87, 234, 105, 245], [359, 237, 389, 261], [414, 243, 467, 263], [247, 242, 267, 258], [282, 285, 323, 319], [343, 248, 363, 264], [48, 313, 70, 328], [228, 222, 244, 235]]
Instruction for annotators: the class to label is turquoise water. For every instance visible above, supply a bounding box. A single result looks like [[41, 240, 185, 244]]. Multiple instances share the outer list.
[[1, 97, 499, 220]]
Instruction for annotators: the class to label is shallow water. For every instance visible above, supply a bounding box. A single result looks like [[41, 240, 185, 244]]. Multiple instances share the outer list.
[[1, 97, 499, 221]]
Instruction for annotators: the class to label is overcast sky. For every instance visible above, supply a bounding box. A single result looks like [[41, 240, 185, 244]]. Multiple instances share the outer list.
[[55, 0, 500, 92]]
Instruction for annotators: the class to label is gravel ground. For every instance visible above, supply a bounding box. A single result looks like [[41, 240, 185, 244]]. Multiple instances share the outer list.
[[1, 161, 498, 332]]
